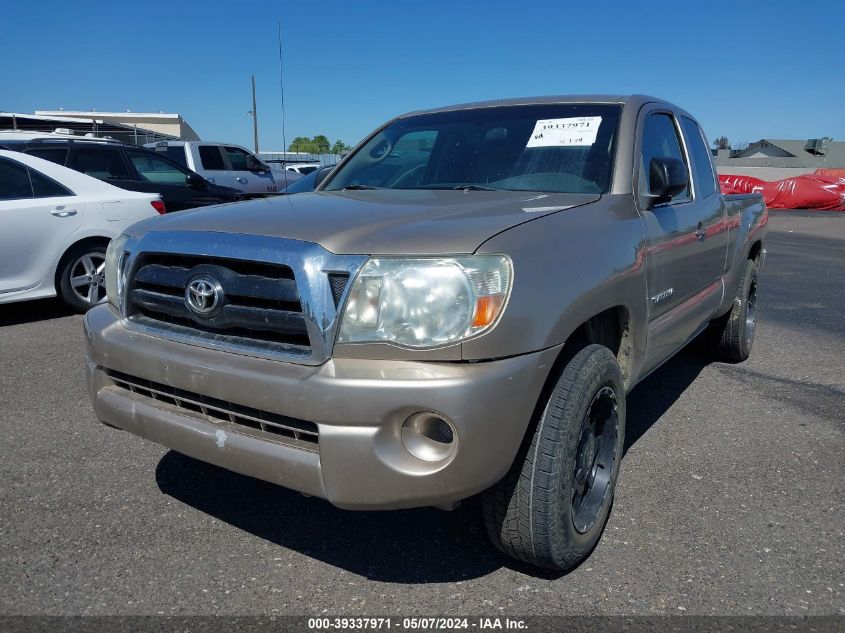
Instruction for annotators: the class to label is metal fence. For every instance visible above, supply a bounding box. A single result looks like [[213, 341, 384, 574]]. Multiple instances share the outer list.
[[258, 152, 344, 167]]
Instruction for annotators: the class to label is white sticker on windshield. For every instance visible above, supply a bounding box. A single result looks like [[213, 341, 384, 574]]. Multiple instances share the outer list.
[[526, 116, 602, 148]]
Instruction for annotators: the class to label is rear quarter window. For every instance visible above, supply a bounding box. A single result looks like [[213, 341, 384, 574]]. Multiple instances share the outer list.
[[680, 116, 717, 199], [29, 168, 73, 197], [0, 157, 34, 200]]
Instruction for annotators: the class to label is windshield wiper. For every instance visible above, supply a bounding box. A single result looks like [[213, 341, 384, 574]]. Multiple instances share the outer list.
[[452, 184, 502, 191], [342, 184, 380, 190]]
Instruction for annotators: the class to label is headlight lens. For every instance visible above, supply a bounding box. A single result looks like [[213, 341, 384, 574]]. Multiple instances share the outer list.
[[104, 234, 130, 309], [337, 255, 512, 348]]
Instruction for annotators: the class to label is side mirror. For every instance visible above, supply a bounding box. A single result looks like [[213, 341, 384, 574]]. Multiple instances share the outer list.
[[246, 155, 268, 173], [647, 157, 688, 205], [186, 172, 206, 188], [314, 165, 334, 189]]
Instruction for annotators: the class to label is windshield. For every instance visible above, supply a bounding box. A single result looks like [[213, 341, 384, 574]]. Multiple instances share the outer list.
[[324, 103, 621, 194]]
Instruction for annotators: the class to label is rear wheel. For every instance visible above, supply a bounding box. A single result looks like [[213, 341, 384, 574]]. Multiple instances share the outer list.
[[710, 258, 759, 362], [482, 344, 626, 571], [57, 243, 108, 313]]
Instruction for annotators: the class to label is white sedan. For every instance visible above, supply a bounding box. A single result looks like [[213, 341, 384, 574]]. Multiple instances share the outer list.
[[0, 150, 163, 312]]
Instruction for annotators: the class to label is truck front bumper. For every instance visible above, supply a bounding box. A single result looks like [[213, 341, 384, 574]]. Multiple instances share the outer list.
[[84, 305, 559, 510]]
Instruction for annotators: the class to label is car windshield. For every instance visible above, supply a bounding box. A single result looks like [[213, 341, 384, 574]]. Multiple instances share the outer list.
[[324, 103, 621, 194]]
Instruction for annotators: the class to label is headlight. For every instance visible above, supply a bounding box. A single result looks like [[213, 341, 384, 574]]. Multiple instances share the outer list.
[[337, 255, 512, 348], [104, 233, 130, 309]]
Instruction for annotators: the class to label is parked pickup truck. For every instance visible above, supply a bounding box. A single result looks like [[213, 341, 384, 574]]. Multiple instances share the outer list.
[[145, 141, 277, 196], [84, 95, 767, 571]]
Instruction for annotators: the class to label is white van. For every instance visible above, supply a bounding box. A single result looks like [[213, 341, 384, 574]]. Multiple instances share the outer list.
[[145, 141, 277, 195]]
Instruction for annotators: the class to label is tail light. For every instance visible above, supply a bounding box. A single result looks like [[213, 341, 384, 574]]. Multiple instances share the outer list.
[[151, 200, 166, 215]]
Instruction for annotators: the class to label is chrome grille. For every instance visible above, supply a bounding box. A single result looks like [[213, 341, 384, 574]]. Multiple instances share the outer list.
[[116, 232, 368, 365], [107, 370, 319, 450], [127, 253, 311, 352]]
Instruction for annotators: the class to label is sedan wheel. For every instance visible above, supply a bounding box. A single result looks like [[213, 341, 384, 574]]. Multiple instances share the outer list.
[[57, 243, 108, 313], [69, 253, 107, 305]]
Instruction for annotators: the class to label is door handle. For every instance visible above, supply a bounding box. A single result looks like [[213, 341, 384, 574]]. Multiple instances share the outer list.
[[236, 177, 248, 184], [695, 222, 706, 241], [51, 207, 78, 218]]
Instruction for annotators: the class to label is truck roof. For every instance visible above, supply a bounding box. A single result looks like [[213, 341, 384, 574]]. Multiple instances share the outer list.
[[398, 94, 675, 119]]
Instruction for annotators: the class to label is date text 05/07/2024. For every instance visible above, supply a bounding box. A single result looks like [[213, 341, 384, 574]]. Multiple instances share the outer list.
[[307, 617, 528, 630]]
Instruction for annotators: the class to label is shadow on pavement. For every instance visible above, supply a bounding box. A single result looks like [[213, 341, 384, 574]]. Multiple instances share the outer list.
[[155, 346, 710, 583], [0, 298, 74, 327], [625, 346, 710, 453], [157, 453, 505, 582]]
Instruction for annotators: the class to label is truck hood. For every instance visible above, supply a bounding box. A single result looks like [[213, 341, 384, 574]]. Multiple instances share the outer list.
[[130, 189, 601, 255]]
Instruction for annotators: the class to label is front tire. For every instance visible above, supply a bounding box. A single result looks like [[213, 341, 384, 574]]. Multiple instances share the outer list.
[[482, 344, 626, 571], [57, 243, 108, 313]]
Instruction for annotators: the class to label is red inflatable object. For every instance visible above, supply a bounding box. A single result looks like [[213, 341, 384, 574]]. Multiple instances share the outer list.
[[718, 174, 765, 195], [719, 174, 845, 211]]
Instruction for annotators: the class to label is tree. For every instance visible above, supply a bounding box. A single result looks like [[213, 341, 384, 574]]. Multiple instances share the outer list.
[[331, 140, 352, 154], [288, 136, 312, 153], [311, 135, 330, 153], [288, 134, 333, 154], [712, 136, 731, 150]]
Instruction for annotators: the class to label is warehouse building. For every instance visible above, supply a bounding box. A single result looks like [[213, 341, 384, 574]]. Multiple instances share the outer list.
[[0, 110, 199, 145]]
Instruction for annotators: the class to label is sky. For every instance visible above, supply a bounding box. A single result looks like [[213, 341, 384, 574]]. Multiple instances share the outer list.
[[2, 0, 843, 151]]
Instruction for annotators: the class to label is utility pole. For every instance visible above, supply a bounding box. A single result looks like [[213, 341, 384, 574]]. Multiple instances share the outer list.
[[248, 75, 259, 154]]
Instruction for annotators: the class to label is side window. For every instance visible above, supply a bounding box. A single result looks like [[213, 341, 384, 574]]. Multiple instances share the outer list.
[[26, 147, 69, 166], [70, 148, 129, 180], [198, 146, 226, 170], [29, 168, 73, 198], [641, 113, 690, 201], [680, 116, 717, 199], [0, 158, 34, 200], [126, 150, 190, 184], [223, 146, 251, 170]]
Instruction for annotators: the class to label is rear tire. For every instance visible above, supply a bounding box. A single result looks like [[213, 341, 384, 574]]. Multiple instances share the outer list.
[[482, 344, 626, 571], [57, 243, 108, 313], [711, 258, 759, 362]]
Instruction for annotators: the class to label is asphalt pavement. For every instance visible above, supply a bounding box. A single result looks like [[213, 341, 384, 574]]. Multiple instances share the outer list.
[[0, 213, 843, 616]]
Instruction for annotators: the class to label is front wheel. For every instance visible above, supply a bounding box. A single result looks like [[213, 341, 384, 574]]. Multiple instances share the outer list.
[[482, 344, 626, 571], [57, 243, 108, 313]]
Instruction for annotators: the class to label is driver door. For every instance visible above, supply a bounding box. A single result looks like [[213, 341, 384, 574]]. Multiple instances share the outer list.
[[222, 146, 276, 194], [636, 108, 724, 373]]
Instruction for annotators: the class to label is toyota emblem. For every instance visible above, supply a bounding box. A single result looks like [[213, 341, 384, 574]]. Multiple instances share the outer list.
[[185, 275, 223, 317]]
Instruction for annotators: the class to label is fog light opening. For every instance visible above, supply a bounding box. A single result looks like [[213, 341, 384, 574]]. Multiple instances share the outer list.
[[401, 412, 457, 462]]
